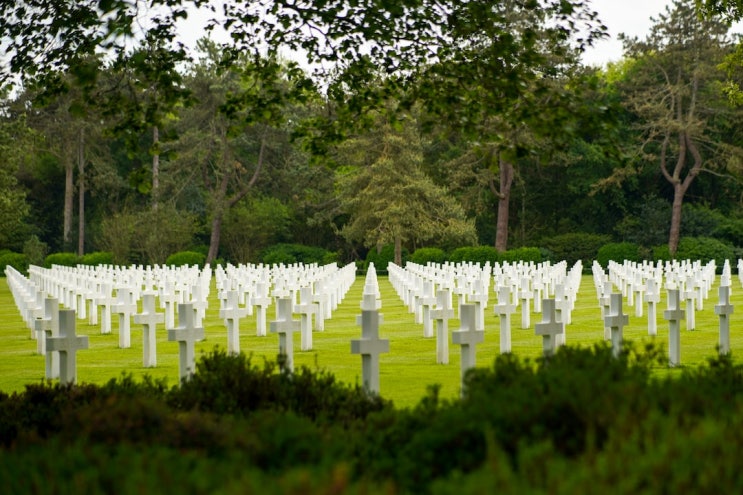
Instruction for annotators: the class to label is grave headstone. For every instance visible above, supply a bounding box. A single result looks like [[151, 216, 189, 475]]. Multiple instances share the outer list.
[[270, 297, 300, 372], [351, 293, 389, 394], [644, 278, 661, 337], [494, 286, 517, 354], [133, 291, 164, 367], [431, 288, 454, 364], [112, 287, 137, 348], [535, 298, 564, 358], [219, 290, 248, 355], [452, 304, 484, 391], [715, 285, 734, 356], [604, 293, 629, 358], [519, 277, 533, 329], [46, 309, 89, 385], [167, 303, 205, 382], [296, 286, 316, 351], [34, 297, 60, 379], [664, 289, 685, 367], [251, 281, 272, 337]]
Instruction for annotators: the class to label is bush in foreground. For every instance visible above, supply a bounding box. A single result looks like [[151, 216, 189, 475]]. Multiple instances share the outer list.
[[2, 345, 743, 493]]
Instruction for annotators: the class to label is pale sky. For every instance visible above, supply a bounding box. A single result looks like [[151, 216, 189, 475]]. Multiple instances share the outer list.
[[581, 0, 675, 67], [179, 0, 733, 68]]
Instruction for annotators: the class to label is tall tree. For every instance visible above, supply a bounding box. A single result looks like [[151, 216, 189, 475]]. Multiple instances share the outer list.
[[0, 112, 32, 248], [173, 41, 310, 264], [616, 0, 742, 255], [335, 117, 477, 264]]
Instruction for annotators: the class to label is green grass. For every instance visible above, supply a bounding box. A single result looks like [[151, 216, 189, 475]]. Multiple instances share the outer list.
[[1, 274, 741, 409]]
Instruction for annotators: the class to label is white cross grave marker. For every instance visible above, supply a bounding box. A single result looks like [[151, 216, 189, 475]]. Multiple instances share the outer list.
[[252, 281, 272, 337], [46, 309, 89, 385], [167, 303, 205, 382], [351, 293, 389, 394], [664, 289, 685, 367], [296, 286, 316, 351], [535, 298, 564, 358], [219, 290, 249, 355], [112, 287, 137, 348], [519, 277, 533, 329], [431, 288, 454, 364], [494, 286, 517, 354], [270, 297, 300, 372], [644, 278, 661, 337], [95, 283, 116, 334], [604, 293, 629, 358], [715, 285, 734, 355], [420, 280, 437, 338], [133, 291, 164, 367], [452, 304, 484, 390], [34, 297, 60, 379]]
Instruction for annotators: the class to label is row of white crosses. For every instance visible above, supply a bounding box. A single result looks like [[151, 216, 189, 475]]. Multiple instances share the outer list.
[[10, 261, 357, 384], [388, 259, 583, 369], [593, 258, 736, 365], [216, 262, 357, 358], [351, 263, 389, 394], [12, 263, 212, 382], [6, 266, 89, 384], [262, 262, 356, 372]]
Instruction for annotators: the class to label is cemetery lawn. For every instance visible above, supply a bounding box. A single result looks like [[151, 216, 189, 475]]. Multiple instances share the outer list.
[[0, 274, 740, 409]]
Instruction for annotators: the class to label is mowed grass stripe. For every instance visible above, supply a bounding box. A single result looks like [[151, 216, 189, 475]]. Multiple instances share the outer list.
[[1, 273, 742, 408]]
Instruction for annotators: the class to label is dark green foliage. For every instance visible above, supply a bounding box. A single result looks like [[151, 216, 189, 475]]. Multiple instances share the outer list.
[[22, 235, 47, 267], [540, 233, 611, 266], [596, 242, 641, 267], [44, 252, 79, 268], [501, 247, 542, 263], [676, 236, 735, 267], [409, 247, 447, 265], [7, 341, 743, 492], [169, 349, 390, 425], [653, 236, 735, 268], [165, 250, 206, 267], [79, 251, 114, 266], [365, 244, 408, 273], [262, 243, 335, 266], [0, 251, 29, 275], [448, 246, 501, 265]]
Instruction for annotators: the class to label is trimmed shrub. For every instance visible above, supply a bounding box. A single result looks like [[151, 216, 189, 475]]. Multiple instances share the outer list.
[[365, 244, 408, 273], [653, 237, 735, 268], [502, 247, 542, 263], [165, 251, 206, 267], [409, 247, 447, 266], [540, 233, 611, 266], [261, 243, 332, 266], [79, 251, 114, 266], [0, 252, 29, 275], [677, 237, 734, 267], [596, 242, 641, 267], [447, 246, 500, 265], [44, 252, 79, 268], [22, 235, 47, 267]]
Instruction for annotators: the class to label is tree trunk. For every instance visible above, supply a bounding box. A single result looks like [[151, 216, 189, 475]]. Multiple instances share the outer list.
[[661, 132, 702, 257], [492, 156, 514, 252], [63, 157, 74, 250], [668, 184, 684, 256], [394, 235, 402, 266], [77, 127, 85, 256], [206, 212, 223, 266], [152, 125, 159, 211]]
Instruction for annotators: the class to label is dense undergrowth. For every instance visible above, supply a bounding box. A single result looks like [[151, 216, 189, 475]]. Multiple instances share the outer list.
[[1, 343, 743, 493]]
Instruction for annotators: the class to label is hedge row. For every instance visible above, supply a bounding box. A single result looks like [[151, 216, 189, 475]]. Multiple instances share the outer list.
[[2, 345, 743, 493]]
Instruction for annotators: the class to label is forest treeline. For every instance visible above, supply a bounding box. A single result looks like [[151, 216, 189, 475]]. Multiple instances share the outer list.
[[2, 0, 743, 268]]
